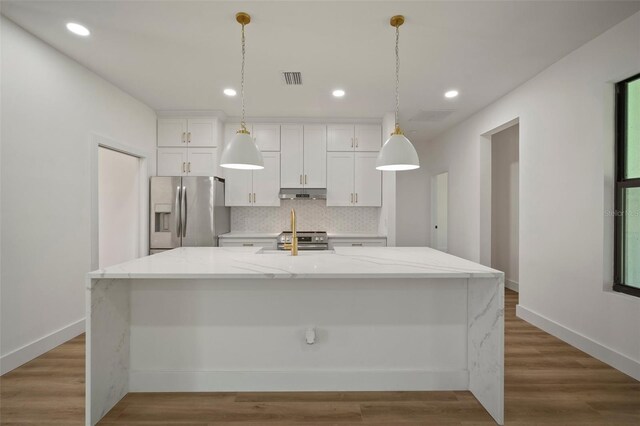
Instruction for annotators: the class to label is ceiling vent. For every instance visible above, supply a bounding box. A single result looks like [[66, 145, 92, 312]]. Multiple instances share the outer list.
[[409, 110, 455, 122], [281, 71, 303, 85]]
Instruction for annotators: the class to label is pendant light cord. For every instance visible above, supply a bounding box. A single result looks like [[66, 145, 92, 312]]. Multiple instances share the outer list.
[[395, 23, 400, 129], [240, 22, 246, 131]]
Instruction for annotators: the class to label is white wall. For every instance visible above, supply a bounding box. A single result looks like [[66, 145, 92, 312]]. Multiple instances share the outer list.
[[98, 147, 141, 268], [398, 12, 640, 378], [0, 18, 157, 373], [491, 125, 519, 289]]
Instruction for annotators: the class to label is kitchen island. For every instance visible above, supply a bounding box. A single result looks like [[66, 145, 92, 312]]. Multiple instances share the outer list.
[[86, 247, 504, 425]]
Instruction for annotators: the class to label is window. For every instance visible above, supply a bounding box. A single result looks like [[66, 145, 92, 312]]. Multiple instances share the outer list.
[[614, 73, 640, 297]]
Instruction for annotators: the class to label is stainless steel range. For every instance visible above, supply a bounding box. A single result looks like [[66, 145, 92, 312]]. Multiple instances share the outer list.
[[277, 231, 328, 251]]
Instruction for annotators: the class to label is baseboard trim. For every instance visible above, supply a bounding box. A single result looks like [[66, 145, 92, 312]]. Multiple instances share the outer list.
[[505, 279, 519, 292], [1, 318, 85, 375], [516, 305, 640, 381], [130, 370, 469, 392]]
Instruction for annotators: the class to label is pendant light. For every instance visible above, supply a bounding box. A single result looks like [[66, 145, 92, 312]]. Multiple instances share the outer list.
[[376, 15, 420, 171], [220, 12, 264, 170]]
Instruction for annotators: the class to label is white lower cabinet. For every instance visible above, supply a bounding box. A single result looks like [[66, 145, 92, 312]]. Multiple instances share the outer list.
[[219, 238, 277, 249], [328, 237, 387, 249], [224, 152, 281, 207], [157, 147, 218, 176], [327, 152, 381, 207]]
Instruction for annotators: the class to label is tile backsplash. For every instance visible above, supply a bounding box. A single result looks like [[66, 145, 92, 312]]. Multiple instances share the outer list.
[[231, 200, 380, 233]]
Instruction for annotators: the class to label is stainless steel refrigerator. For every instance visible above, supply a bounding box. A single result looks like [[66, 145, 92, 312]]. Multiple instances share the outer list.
[[150, 176, 229, 253]]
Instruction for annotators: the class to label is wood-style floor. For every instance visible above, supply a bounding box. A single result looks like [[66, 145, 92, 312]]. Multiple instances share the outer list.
[[1, 290, 639, 425]]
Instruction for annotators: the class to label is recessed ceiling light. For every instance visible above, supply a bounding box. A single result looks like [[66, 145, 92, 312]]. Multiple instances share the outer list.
[[332, 89, 345, 98], [66, 22, 90, 37], [223, 88, 237, 97], [444, 90, 459, 99]]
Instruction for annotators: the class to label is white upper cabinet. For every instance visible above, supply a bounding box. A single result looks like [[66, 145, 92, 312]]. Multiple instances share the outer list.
[[327, 124, 355, 151], [327, 152, 355, 206], [252, 152, 281, 206], [157, 148, 188, 176], [328, 124, 381, 152], [224, 123, 279, 152], [157, 147, 217, 177], [354, 152, 382, 206], [224, 152, 281, 207], [157, 118, 217, 147], [280, 125, 304, 188], [354, 124, 382, 152], [186, 118, 217, 147], [253, 124, 281, 151], [280, 124, 327, 189], [158, 119, 188, 147], [327, 152, 381, 207], [186, 148, 218, 176], [224, 167, 253, 207]]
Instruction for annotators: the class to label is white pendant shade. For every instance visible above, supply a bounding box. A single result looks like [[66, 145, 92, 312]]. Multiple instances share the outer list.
[[376, 133, 420, 171], [220, 131, 264, 170]]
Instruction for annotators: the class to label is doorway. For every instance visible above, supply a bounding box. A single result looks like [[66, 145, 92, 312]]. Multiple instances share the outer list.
[[98, 147, 141, 268], [431, 172, 449, 252], [490, 124, 519, 291]]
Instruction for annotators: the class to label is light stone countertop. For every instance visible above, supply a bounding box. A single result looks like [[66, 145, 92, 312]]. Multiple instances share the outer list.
[[88, 246, 502, 281], [219, 232, 386, 239]]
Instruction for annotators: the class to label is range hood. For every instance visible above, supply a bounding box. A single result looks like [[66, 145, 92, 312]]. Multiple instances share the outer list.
[[279, 188, 326, 200]]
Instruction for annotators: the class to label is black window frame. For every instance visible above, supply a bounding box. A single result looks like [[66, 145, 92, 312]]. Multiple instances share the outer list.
[[614, 72, 640, 297]]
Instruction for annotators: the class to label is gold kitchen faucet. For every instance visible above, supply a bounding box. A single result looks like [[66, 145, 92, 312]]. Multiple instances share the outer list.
[[283, 208, 298, 256]]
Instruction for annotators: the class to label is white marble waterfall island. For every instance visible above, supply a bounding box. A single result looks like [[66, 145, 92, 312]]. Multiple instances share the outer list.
[[86, 247, 504, 425]]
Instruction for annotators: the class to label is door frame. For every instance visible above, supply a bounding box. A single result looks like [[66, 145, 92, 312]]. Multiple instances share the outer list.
[[479, 117, 520, 267], [90, 133, 153, 270], [431, 172, 449, 252]]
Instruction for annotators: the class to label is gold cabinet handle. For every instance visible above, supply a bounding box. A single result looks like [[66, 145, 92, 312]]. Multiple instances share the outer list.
[[249, 193, 252, 203], [300, 174, 303, 184], [182, 132, 186, 144], [253, 193, 256, 203], [304, 174, 307, 184], [351, 137, 354, 148], [355, 137, 358, 148], [182, 162, 186, 173], [355, 193, 358, 203], [187, 162, 191, 173], [187, 132, 191, 143], [350, 193, 353, 203]]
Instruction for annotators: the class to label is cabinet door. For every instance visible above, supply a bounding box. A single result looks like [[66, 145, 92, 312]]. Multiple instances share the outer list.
[[280, 125, 304, 188], [219, 239, 277, 249], [187, 118, 217, 147], [327, 124, 355, 151], [253, 124, 281, 151], [355, 124, 382, 152], [158, 119, 187, 147], [326, 152, 354, 206], [223, 167, 253, 206], [252, 152, 281, 207], [187, 148, 218, 176], [303, 124, 327, 188], [157, 148, 187, 176], [354, 152, 382, 207]]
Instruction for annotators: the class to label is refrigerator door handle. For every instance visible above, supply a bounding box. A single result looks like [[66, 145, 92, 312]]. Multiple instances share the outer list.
[[175, 185, 182, 237], [182, 185, 188, 237]]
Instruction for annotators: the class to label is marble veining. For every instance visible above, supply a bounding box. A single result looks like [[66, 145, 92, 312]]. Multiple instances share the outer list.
[[88, 247, 502, 280], [87, 248, 504, 425]]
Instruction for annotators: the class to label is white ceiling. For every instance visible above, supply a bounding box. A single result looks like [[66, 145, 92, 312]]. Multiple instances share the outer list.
[[3, 1, 640, 141]]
